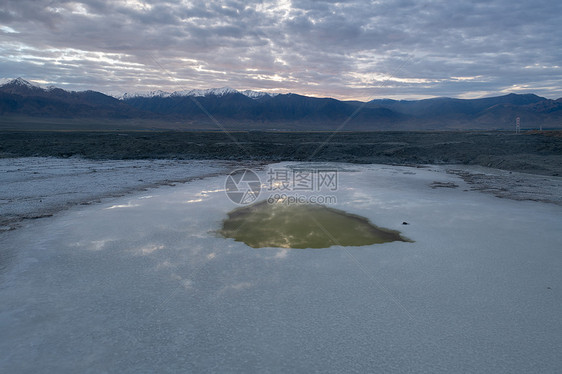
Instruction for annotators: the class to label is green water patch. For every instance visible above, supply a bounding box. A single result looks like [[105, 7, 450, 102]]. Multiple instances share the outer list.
[[220, 201, 411, 249]]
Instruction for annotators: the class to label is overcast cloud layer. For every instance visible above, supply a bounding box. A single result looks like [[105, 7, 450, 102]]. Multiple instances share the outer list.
[[0, 0, 561, 100]]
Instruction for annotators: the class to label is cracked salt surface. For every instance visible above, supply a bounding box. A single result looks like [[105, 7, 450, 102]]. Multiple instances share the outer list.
[[445, 164, 562, 205], [0, 157, 240, 229], [1, 162, 561, 373]]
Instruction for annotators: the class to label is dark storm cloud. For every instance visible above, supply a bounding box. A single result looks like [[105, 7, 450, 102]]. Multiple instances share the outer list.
[[0, 0, 560, 99]]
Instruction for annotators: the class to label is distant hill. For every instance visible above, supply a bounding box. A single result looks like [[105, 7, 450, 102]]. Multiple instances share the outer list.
[[0, 78, 146, 119], [1, 78, 561, 130], [123, 92, 402, 128], [364, 93, 562, 129]]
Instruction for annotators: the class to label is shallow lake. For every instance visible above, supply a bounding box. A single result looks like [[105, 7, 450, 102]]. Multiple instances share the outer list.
[[220, 201, 410, 248]]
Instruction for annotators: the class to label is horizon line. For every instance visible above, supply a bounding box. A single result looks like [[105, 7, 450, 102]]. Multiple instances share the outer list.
[[2, 77, 560, 102]]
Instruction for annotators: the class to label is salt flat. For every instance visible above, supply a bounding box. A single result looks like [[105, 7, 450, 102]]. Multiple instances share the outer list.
[[1, 162, 561, 373], [0, 157, 239, 230]]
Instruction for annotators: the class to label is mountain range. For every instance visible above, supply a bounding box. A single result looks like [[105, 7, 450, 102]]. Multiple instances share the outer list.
[[1, 78, 561, 130]]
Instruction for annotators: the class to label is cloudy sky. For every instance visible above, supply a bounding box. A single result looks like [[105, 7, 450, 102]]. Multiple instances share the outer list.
[[1, 0, 561, 100]]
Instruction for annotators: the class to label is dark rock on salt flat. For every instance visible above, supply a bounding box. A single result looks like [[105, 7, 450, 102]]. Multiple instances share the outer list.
[[1, 130, 561, 176]]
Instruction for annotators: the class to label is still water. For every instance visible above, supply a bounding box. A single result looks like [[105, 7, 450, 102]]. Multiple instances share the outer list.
[[220, 201, 410, 249]]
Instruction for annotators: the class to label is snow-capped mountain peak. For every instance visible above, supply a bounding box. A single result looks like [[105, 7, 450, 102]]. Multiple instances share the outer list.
[[171, 87, 239, 97], [120, 90, 171, 100], [240, 90, 279, 99], [116, 86, 283, 100], [46, 85, 64, 92], [0, 77, 42, 89]]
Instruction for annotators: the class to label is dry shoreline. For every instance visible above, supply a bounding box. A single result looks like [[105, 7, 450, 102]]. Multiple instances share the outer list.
[[0, 158, 266, 231]]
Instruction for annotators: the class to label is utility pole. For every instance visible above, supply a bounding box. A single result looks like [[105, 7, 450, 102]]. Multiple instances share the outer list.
[[516, 117, 520, 134]]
